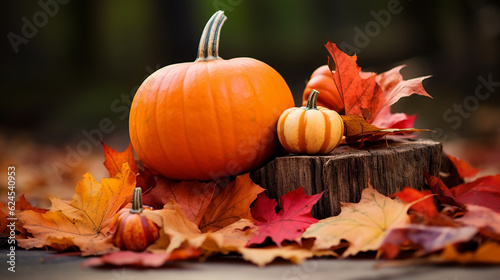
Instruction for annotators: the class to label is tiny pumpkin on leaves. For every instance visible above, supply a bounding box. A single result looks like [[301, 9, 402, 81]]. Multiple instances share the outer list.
[[111, 187, 160, 252], [278, 89, 344, 155]]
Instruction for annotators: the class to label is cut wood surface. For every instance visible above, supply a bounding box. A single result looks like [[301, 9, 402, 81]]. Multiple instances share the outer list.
[[251, 138, 442, 219]]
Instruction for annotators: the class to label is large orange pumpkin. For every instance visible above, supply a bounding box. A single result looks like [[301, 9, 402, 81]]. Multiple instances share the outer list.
[[129, 11, 294, 181], [302, 65, 344, 114]]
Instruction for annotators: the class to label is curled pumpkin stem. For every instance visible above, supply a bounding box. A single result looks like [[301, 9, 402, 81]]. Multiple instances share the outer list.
[[305, 89, 319, 110], [196, 10, 227, 62]]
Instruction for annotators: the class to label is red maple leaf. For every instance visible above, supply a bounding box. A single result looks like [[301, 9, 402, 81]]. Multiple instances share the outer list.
[[391, 187, 438, 218], [327, 41, 384, 122], [324, 41, 431, 126], [426, 173, 500, 213], [451, 175, 500, 213], [448, 155, 481, 179], [247, 187, 323, 247]]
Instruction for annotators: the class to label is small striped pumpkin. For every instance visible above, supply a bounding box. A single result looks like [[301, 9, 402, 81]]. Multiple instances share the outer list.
[[277, 90, 344, 154]]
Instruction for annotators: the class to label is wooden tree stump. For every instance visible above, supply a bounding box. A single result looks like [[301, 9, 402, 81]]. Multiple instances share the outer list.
[[250, 138, 442, 219]]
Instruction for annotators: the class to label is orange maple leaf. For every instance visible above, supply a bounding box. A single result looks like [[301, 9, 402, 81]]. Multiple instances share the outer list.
[[199, 173, 264, 233], [102, 142, 138, 177], [17, 163, 136, 255], [447, 155, 480, 179], [302, 183, 418, 257], [102, 142, 155, 191], [391, 187, 438, 219]]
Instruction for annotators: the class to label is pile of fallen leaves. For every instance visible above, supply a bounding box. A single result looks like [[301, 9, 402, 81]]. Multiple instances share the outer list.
[[1, 143, 499, 267]]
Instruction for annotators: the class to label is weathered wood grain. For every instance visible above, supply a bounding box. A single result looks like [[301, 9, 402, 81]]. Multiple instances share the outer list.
[[250, 138, 442, 219]]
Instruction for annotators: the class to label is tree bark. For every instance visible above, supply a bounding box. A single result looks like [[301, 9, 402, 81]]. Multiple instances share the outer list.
[[250, 138, 442, 219]]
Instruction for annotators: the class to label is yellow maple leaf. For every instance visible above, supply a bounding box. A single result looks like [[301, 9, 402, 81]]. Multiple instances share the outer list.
[[17, 163, 136, 255], [302, 184, 413, 257]]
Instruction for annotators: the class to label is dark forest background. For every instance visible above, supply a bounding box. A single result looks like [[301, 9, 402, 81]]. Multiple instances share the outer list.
[[1, 0, 499, 149]]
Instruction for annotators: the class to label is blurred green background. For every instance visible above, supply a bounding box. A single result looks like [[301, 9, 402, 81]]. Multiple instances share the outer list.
[[1, 0, 500, 148]]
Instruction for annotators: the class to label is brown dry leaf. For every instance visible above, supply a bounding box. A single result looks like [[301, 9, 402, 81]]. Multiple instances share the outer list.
[[142, 176, 216, 226], [341, 115, 432, 145], [102, 142, 138, 177], [17, 163, 136, 255], [440, 242, 500, 264], [239, 244, 335, 267], [198, 219, 257, 254], [143, 200, 202, 253], [199, 173, 264, 233], [302, 184, 415, 257]]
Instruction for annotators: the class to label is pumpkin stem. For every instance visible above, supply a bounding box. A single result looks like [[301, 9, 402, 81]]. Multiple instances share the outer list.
[[196, 10, 227, 62], [305, 89, 319, 110], [130, 187, 144, 214]]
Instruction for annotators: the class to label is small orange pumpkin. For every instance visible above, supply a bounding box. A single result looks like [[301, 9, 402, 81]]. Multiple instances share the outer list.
[[129, 11, 294, 181], [111, 187, 159, 251], [278, 90, 344, 155], [302, 65, 344, 114]]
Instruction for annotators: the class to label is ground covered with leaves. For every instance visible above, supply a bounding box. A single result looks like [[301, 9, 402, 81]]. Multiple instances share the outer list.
[[1, 141, 500, 268]]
